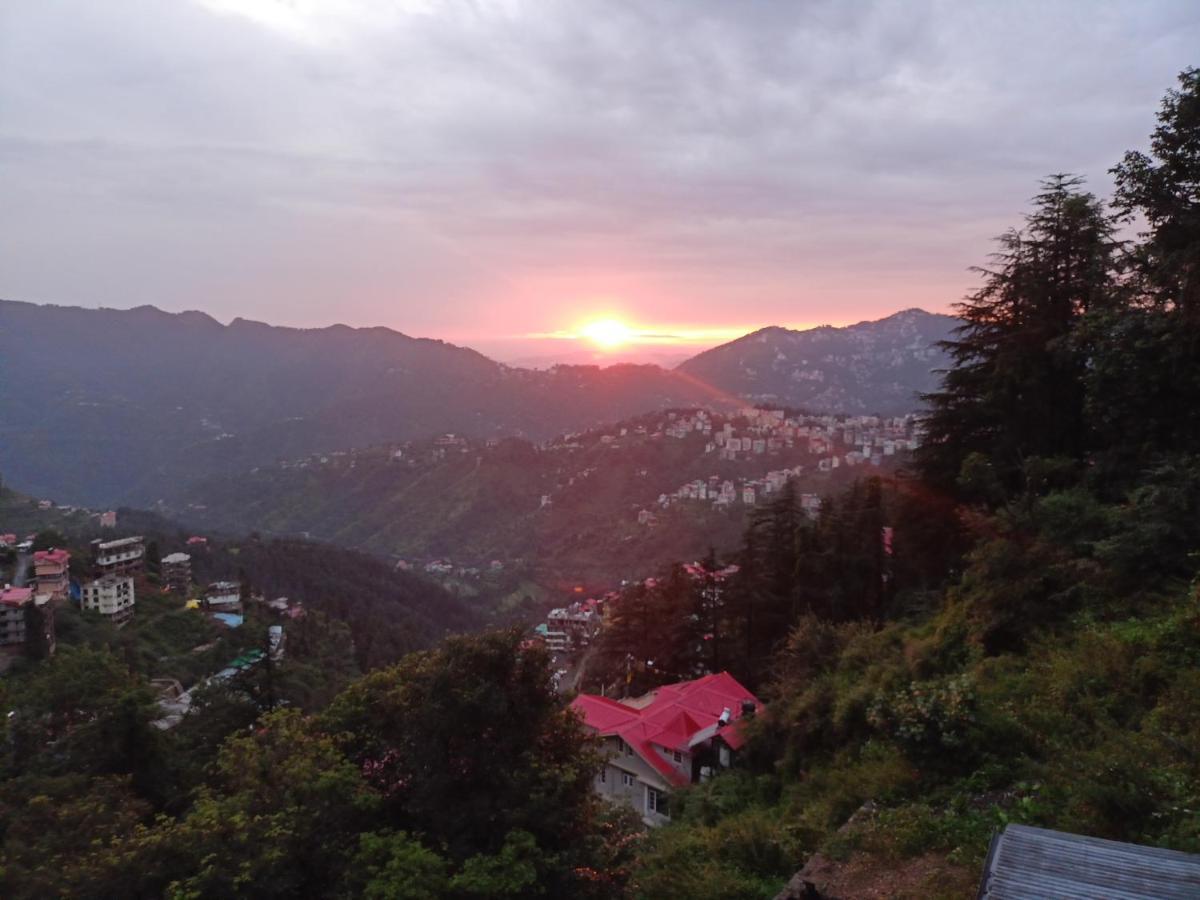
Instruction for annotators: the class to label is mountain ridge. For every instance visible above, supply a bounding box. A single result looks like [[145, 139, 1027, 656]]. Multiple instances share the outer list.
[[0, 298, 953, 506], [676, 307, 956, 414]]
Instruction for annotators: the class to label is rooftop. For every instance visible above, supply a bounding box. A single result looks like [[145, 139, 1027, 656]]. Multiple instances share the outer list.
[[94, 535, 144, 550], [0, 586, 34, 607], [978, 824, 1200, 900], [571, 672, 760, 786]]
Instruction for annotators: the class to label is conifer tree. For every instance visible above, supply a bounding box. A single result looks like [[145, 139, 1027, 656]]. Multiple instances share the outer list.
[[1112, 67, 1200, 320], [1088, 68, 1200, 486], [918, 175, 1119, 499]]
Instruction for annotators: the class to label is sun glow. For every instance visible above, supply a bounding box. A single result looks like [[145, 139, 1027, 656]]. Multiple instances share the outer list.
[[580, 318, 634, 349]]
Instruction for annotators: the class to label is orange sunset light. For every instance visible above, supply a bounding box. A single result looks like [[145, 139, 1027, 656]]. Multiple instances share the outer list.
[[580, 318, 634, 349]]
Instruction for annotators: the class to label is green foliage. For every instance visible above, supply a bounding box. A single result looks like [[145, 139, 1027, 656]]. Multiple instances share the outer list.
[[0, 774, 151, 900], [868, 675, 977, 760], [346, 831, 449, 900], [632, 807, 804, 900], [449, 829, 543, 897], [322, 630, 600, 874], [30, 528, 67, 552], [919, 175, 1120, 498]]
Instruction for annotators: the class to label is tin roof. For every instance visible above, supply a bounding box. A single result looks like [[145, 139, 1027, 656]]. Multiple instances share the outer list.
[[570, 672, 760, 786], [978, 824, 1200, 900]]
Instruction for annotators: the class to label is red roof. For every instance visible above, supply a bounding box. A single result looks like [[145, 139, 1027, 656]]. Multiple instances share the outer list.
[[570, 672, 760, 787], [0, 587, 34, 607], [33, 548, 70, 565]]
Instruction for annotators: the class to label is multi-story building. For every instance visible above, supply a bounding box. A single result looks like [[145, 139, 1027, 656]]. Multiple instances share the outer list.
[[80, 575, 136, 625], [32, 548, 71, 604], [546, 602, 601, 652], [571, 672, 760, 826], [91, 536, 145, 577], [0, 585, 56, 668], [204, 581, 241, 611], [161, 552, 192, 594]]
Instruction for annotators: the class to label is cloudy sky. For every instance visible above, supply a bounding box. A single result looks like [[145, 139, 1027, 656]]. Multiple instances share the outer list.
[[2, 1, 1197, 362]]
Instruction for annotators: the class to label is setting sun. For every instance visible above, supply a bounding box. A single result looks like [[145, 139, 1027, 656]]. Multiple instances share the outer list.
[[580, 318, 634, 349]]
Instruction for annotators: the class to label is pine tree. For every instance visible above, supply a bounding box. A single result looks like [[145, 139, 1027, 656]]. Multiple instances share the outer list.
[[1090, 68, 1200, 486], [918, 175, 1119, 499], [1112, 67, 1200, 320]]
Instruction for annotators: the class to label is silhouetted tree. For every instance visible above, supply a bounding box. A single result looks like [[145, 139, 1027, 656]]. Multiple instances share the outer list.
[[918, 175, 1119, 499]]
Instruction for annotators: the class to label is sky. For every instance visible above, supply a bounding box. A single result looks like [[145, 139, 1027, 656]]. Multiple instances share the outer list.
[[2, 1, 1198, 363]]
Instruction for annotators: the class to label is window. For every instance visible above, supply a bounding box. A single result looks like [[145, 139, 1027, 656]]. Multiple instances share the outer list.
[[646, 787, 670, 818], [621, 772, 635, 788], [673, 750, 682, 763], [623, 740, 634, 757], [599, 767, 606, 783]]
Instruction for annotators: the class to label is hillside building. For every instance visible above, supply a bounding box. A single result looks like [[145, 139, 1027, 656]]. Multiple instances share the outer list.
[[161, 552, 192, 593], [0, 586, 56, 668], [546, 601, 601, 652], [571, 672, 760, 826], [32, 548, 70, 603], [80, 575, 136, 625], [91, 536, 145, 577], [204, 581, 241, 611]]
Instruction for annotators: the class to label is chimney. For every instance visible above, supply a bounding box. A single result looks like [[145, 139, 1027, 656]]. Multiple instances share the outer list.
[[718, 707, 731, 726]]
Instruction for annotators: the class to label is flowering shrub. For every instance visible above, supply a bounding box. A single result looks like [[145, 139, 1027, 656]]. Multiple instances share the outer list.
[[868, 674, 977, 758]]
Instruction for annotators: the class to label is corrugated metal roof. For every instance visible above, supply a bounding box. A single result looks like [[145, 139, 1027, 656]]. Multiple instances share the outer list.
[[978, 824, 1200, 900]]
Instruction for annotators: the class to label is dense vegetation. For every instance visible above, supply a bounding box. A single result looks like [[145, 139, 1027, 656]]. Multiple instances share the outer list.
[[590, 69, 1200, 897], [0, 68, 1197, 899], [0, 632, 643, 898]]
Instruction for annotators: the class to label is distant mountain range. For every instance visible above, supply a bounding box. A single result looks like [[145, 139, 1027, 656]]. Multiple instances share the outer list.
[[676, 309, 956, 412], [0, 299, 954, 505]]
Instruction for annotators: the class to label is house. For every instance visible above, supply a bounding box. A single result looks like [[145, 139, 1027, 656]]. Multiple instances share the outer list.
[[91, 535, 145, 576], [570, 672, 761, 826], [98, 510, 117, 528], [32, 548, 70, 603], [80, 575, 136, 625], [204, 581, 241, 611], [546, 602, 600, 652], [161, 552, 192, 593], [976, 824, 1200, 899], [0, 585, 55, 668]]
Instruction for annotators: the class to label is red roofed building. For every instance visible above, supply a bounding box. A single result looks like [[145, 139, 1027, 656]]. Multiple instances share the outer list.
[[570, 672, 760, 826], [32, 548, 70, 604], [0, 586, 55, 669]]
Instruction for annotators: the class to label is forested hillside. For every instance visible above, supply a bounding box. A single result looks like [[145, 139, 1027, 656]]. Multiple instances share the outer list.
[[0, 68, 1197, 900], [0, 303, 947, 509], [0, 303, 720, 506], [166, 412, 892, 588], [596, 70, 1200, 897]]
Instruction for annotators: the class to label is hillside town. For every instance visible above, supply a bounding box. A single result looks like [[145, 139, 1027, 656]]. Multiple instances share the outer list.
[[0, 519, 295, 719]]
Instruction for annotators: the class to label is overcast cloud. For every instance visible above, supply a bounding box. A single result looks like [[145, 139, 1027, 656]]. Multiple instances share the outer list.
[[1, 0, 1197, 353]]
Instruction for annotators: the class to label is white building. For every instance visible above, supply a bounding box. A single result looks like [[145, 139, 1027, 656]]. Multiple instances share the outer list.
[[204, 581, 241, 610], [571, 673, 760, 827], [91, 535, 145, 576], [81, 575, 136, 625]]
